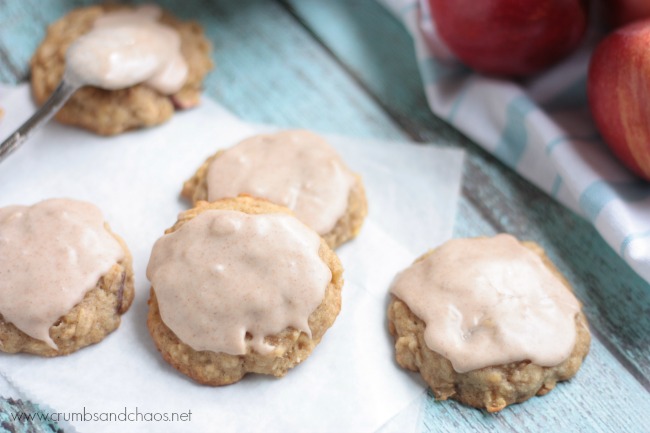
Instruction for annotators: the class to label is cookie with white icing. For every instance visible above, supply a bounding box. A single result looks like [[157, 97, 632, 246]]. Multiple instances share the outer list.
[[146, 196, 343, 385], [30, 4, 213, 135], [388, 234, 591, 412], [182, 130, 367, 249], [0, 199, 134, 356]]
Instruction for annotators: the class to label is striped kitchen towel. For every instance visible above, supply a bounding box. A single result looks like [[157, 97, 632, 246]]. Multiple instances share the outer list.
[[381, 0, 650, 284]]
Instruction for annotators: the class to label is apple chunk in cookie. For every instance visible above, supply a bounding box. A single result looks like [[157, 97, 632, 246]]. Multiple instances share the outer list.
[[146, 197, 343, 386], [388, 234, 590, 412]]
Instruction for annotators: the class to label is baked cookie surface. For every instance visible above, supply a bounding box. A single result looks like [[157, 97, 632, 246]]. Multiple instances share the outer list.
[[0, 199, 134, 356], [30, 5, 213, 135], [182, 130, 367, 249], [146, 196, 343, 386], [388, 235, 591, 412]]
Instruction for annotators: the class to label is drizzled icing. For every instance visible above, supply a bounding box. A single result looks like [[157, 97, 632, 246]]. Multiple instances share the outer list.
[[66, 5, 188, 94], [0, 199, 124, 349], [205, 130, 356, 235], [146, 209, 332, 355], [390, 234, 581, 373]]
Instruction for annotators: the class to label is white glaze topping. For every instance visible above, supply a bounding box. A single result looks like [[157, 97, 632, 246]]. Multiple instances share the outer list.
[[205, 130, 356, 235], [65, 5, 188, 94], [0, 199, 124, 349], [390, 234, 581, 373], [146, 209, 332, 355]]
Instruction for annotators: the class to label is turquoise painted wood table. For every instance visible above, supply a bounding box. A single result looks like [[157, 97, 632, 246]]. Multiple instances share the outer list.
[[0, 1, 649, 432]]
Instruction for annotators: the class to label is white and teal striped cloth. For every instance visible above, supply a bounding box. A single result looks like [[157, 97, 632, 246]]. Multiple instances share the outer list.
[[382, 0, 650, 284]]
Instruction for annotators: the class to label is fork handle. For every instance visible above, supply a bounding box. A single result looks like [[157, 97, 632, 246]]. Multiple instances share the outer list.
[[0, 79, 80, 163]]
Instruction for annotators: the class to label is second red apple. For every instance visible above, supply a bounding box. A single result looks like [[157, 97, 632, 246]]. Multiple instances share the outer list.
[[429, 0, 589, 77], [588, 20, 650, 181]]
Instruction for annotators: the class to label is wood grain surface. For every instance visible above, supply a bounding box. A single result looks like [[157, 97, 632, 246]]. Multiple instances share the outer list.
[[0, 0, 648, 432]]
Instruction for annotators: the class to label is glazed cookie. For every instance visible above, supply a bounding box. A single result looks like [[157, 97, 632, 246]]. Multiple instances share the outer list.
[[388, 234, 591, 412], [0, 199, 134, 356], [30, 4, 213, 135], [146, 196, 343, 385], [182, 130, 367, 249]]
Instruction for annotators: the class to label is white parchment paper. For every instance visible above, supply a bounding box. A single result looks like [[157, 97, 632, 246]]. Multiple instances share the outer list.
[[0, 84, 464, 433]]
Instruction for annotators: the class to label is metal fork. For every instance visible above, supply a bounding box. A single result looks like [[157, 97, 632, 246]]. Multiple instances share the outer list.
[[0, 74, 82, 163]]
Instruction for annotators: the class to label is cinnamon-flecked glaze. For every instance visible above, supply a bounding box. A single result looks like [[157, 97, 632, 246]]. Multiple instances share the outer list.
[[0, 199, 124, 349], [205, 130, 356, 235], [147, 209, 332, 356], [146, 197, 344, 385], [66, 5, 188, 93], [390, 234, 581, 373]]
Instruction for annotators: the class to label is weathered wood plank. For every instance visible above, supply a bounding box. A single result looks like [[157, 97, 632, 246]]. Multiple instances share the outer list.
[[151, 0, 408, 140], [284, 0, 650, 385], [0, 0, 72, 81]]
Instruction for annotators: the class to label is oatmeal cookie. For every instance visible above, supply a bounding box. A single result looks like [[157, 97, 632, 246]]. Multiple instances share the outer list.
[[388, 236, 591, 412], [30, 5, 213, 135], [147, 196, 344, 385], [182, 130, 367, 249], [0, 199, 134, 356]]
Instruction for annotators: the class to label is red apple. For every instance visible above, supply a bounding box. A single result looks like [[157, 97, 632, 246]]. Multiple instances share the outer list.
[[429, 0, 589, 77], [607, 0, 650, 27], [588, 20, 650, 181]]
